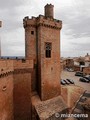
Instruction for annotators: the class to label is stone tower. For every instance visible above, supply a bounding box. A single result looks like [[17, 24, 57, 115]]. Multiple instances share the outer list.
[[45, 4, 54, 18], [23, 4, 62, 101]]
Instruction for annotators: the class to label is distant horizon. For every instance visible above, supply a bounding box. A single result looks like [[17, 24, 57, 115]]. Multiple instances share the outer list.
[[1, 53, 89, 58]]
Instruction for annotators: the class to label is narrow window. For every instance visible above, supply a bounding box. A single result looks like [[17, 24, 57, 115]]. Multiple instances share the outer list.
[[45, 42, 52, 58], [31, 31, 34, 35]]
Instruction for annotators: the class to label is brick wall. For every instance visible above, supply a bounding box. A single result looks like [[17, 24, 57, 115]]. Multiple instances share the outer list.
[[37, 17, 62, 101], [0, 72, 14, 120], [0, 59, 13, 72], [13, 70, 32, 120], [13, 59, 33, 120]]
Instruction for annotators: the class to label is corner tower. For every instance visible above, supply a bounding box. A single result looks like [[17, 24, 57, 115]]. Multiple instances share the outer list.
[[23, 4, 62, 101]]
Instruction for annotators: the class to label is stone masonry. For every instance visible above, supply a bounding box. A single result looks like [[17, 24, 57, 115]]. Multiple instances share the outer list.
[[23, 4, 62, 101]]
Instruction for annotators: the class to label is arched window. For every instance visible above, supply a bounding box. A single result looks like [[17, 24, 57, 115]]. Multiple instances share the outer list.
[[45, 42, 52, 58]]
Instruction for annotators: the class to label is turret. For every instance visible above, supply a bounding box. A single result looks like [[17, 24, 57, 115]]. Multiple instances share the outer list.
[[44, 4, 54, 18]]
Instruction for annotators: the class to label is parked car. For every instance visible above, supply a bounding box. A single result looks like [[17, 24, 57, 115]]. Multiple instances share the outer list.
[[83, 75, 90, 81], [63, 79, 70, 85], [75, 71, 84, 77], [61, 79, 66, 85], [79, 77, 89, 83], [66, 79, 74, 84]]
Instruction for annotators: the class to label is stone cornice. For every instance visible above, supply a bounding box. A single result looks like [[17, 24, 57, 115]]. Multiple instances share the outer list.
[[0, 71, 13, 78], [37, 23, 62, 30]]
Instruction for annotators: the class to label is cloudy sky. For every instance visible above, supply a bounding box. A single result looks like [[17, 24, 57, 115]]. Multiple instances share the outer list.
[[0, 0, 90, 57]]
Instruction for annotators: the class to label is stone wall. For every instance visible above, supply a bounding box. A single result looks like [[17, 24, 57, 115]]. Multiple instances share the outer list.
[[61, 87, 68, 105], [61, 86, 84, 109], [0, 59, 13, 72], [13, 59, 33, 120], [0, 71, 14, 120]]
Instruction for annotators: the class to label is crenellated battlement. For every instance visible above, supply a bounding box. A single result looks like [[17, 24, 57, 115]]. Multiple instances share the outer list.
[[0, 59, 34, 78], [23, 16, 36, 28], [23, 15, 62, 29], [0, 58, 34, 69], [13, 59, 34, 69], [0, 59, 13, 72]]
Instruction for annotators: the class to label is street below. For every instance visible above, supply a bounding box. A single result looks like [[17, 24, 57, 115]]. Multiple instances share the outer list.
[[61, 70, 90, 91]]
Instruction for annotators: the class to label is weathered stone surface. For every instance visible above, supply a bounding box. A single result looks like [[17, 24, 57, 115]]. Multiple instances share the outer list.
[[0, 72, 13, 120], [61, 86, 84, 109], [0, 59, 33, 120], [35, 96, 68, 120]]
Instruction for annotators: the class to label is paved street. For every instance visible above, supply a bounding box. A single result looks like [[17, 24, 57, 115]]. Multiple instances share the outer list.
[[61, 70, 90, 91]]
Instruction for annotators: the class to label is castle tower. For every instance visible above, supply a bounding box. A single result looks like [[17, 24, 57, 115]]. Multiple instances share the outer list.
[[37, 4, 62, 101], [23, 4, 62, 101]]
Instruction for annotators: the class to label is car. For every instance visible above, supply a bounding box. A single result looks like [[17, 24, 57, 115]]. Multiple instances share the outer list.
[[83, 75, 90, 81], [66, 79, 74, 84], [75, 71, 84, 77], [79, 77, 89, 83], [61, 79, 66, 85], [63, 79, 70, 85]]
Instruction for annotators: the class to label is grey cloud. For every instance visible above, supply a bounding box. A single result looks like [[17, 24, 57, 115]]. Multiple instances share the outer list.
[[56, 0, 90, 39], [0, 0, 29, 9], [71, 42, 90, 51]]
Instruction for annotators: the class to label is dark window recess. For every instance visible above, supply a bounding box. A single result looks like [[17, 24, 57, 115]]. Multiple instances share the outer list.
[[46, 50, 51, 58], [45, 42, 52, 58], [31, 31, 34, 35]]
